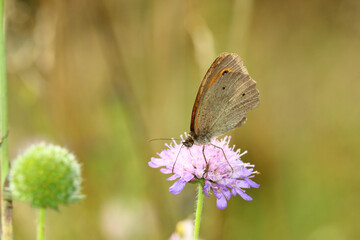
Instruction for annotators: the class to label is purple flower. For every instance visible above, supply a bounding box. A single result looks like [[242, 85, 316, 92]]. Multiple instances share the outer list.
[[149, 133, 260, 209]]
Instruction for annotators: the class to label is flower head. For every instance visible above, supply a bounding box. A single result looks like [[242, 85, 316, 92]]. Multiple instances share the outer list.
[[149, 133, 260, 209], [10, 142, 83, 210]]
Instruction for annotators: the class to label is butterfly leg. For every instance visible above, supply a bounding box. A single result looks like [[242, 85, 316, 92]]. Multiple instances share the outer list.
[[202, 145, 210, 175], [172, 144, 184, 173], [188, 148, 194, 159], [209, 143, 234, 173]]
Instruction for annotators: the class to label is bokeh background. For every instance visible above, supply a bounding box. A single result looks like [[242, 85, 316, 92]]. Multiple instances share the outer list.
[[4, 0, 360, 239]]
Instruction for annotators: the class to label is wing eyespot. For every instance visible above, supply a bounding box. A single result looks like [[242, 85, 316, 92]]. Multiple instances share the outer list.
[[242, 93, 246, 96], [222, 70, 229, 75], [222, 87, 225, 90]]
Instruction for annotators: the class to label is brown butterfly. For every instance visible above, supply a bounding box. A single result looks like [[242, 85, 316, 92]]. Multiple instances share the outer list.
[[173, 52, 260, 172]]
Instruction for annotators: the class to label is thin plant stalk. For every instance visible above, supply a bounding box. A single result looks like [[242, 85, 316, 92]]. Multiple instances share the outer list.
[[37, 208, 46, 240], [194, 184, 204, 240], [0, 0, 8, 186], [0, 0, 13, 239]]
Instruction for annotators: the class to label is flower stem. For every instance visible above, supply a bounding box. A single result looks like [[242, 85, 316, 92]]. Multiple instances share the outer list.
[[194, 184, 204, 240], [0, 0, 13, 239], [37, 208, 46, 240], [0, 0, 9, 187]]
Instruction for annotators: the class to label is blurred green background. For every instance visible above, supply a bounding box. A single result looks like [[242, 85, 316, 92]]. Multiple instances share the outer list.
[[4, 0, 360, 239]]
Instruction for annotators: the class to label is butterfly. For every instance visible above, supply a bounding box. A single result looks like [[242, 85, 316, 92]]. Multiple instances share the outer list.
[[174, 52, 260, 172]]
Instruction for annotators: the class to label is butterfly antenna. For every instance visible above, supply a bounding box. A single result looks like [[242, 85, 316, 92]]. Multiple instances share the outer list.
[[148, 138, 181, 142]]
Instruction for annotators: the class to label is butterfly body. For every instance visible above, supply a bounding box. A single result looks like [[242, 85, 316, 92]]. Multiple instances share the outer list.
[[183, 132, 209, 148]]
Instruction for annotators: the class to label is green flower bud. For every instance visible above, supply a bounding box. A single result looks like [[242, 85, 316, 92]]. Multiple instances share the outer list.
[[10, 143, 83, 210]]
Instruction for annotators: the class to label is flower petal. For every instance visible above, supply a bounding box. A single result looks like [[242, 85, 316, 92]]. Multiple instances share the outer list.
[[245, 178, 260, 188], [160, 168, 172, 174], [148, 157, 165, 168], [169, 179, 186, 195], [237, 189, 253, 201], [237, 180, 251, 189], [222, 187, 232, 200], [231, 188, 237, 196], [202, 181, 211, 197], [213, 187, 222, 199], [216, 195, 228, 209], [183, 172, 194, 182], [167, 174, 180, 181]]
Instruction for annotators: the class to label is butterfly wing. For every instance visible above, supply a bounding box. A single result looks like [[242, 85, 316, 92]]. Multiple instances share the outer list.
[[191, 53, 259, 139], [198, 72, 259, 138], [190, 53, 250, 135]]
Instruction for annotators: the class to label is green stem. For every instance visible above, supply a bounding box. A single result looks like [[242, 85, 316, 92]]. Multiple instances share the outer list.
[[0, 0, 8, 186], [37, 208, 46, 240], [194, 184, 204, 240], [0, 0, 12, 239]]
